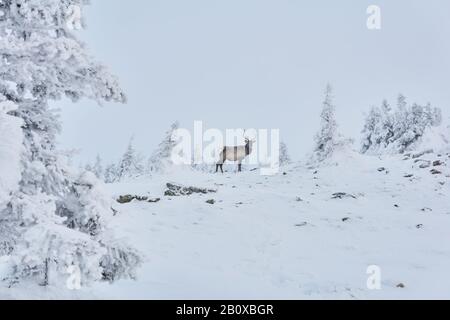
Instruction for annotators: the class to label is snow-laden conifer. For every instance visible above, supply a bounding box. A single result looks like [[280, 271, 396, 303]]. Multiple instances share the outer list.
[[0, 0, 140, 287]]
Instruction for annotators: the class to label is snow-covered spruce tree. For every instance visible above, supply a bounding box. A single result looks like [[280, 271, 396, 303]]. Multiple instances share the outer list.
[[360, 100, 395, 154], [0, 100, 24, 256], [380, 99, 395, 147], [147, 121, 180, 174], [391, 94, 409, 146], [116, 138, 144, 181], [360, 106, 383, 154], [92, 155, 104, 181], [84, 163, 93, 173], [84, 155, 103, 180], [104, 163, 118, 184], [279, 141, 291, 167], [312, 84, 339, 162], [0, 0, 140, 287]]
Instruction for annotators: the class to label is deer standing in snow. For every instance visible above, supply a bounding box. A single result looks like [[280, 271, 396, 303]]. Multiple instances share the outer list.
[[216, 136, 256, 173]]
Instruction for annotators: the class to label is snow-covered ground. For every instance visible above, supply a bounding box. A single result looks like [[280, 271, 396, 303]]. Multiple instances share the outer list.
[[2, 149, 450, 300]]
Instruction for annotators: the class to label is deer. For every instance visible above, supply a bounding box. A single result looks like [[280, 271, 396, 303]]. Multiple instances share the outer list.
[[216, 135, 256, 173]]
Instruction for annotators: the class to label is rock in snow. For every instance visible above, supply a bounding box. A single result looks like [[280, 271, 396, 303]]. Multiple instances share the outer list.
[[331, 192, 357, 200], [117, 195, 161, 204], [164, 183, 217, 197]]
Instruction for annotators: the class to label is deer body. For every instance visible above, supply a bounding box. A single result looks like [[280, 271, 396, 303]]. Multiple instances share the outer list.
[[216, 139, 255, 173]]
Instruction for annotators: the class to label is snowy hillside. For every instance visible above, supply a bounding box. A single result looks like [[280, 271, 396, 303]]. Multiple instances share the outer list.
[[3, 148, 449, 299]]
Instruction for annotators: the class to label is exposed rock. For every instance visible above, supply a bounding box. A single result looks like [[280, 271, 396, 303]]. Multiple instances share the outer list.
[[295, 197, 304, 202], [416, 224, 424, 229], [412, 149, 434, 159], [342, 217, 351, 222], [206, 199, 216, 205], [377, 167, 386, 172], [404, 174, 414, 178], [430, 169, 442, 175], [421, 207, 433, 212], [433, 160, 444, 167], [331, 192, 357, 200], [295, 222, 308, 227], [117, 195, 160, 204], [117, 195, 136, 204], [396, 283, 406, 288], [164, 183, 217, 197]]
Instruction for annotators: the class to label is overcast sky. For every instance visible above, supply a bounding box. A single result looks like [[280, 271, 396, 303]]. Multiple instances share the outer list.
[[58, 0, 450, 165]]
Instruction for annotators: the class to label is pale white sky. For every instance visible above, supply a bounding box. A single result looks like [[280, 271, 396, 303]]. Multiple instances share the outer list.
[[58, 0, 450, 165]]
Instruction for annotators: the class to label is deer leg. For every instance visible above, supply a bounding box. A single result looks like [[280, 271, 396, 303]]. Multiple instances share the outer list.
[[238, 162, 242, 172], [220, 154, 226, 174], [216, 152, 224, 174]]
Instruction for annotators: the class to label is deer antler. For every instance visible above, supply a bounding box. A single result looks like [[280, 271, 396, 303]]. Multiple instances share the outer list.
[[244, 130, 250, 142]]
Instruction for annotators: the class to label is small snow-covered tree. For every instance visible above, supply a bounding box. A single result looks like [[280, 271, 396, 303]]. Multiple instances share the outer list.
[[279, 141, 291, 167], [92, 155, 104, 180], [85, 163, 93, 173], [116, 138, 144, 180], [360, 100, 396, 154], [394, 101, 442, 153], [395, 103, 440, 152], [83, 155, 104, 180], [0, 0, 140, 287], [361, 106, 383, 153], [147, 121, 180, 174], [380, 99, 395, 146], [431, 107, 443, 127], [312, 84, 339, 162], [104, 163, 119, 184], [392, 94, 409, 144]]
